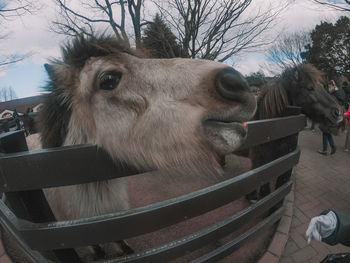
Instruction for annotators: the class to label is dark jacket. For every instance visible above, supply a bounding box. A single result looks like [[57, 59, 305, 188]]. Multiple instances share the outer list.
[[343, 86, 350, 104], [12, 110, 19, 119], [319, 122, 339, 135], [330, 88, 347, 107], [321, 209, 350, 247]]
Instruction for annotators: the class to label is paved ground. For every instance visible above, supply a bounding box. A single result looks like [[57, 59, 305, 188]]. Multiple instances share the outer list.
[[280, 128, 350, 263]]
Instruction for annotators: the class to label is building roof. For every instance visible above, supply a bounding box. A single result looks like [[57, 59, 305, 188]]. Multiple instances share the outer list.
[[0, 95, 44, 114]]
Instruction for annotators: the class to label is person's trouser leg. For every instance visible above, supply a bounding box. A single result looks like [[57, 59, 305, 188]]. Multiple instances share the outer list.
[[15, 119, 21, 130], [345, 123, 350, 149], [327, 133, 337, 154], [322, 132, 328, 151], [328, 133, 335, 147]]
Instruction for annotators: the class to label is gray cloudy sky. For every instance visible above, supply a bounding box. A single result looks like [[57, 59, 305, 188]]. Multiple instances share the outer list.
[[0, 0, 348, 98]]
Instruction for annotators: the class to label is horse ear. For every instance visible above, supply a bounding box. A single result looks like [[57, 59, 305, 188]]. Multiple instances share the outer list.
[[44, 63, 53, 77]]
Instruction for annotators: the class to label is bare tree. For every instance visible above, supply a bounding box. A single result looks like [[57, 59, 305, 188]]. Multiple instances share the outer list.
[[265, 31, 311, 72], [310, 0, 350, 12], [152, 0, 289, 62], [0, 53, 29, 67], [0, 0, 36, 20], [128, 0, 146, 47], [0, 0, 37, 67], [0, 86, 18, 102], [51, 0, 147, 48]]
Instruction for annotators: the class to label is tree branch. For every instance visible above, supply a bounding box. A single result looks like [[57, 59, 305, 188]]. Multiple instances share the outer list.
[[311, 0, 350, 12], [155, 0, 289, 61]]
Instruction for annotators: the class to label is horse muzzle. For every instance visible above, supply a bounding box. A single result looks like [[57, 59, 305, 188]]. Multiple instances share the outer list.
[[215, 67, 257, 120], [202, 67, 256, 155]]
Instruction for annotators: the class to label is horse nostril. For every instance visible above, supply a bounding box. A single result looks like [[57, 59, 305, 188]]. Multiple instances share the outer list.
[[215, 67, 250, 101]]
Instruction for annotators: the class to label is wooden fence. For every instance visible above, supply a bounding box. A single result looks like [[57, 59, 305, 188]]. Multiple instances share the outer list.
[[0, 112, 37, 134], [0, 108, 305, 263]]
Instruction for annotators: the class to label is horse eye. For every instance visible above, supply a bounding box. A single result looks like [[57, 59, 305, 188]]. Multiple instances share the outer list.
[[99, 71, 122, 90]]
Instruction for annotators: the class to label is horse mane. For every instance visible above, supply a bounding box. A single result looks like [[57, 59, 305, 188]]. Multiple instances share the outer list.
[[257, 80, 289, 119], [60, 35, 138, 68], [38, 35, 137, 148], [281, 63, 325, 89], [257, 63, 326, 120]]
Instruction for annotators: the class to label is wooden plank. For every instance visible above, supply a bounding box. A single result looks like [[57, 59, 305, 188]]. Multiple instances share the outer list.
[[0, 115, 304, 192], [282, 106, 302, 116], [238, 114, 305, 150], [0, 202, 48, 263], [191, 208, 283, 263], [0, 130, 28, 153], [107, 182, 292, 263], [0, 144, 145, 192], [0, 131, 83, 262], [14, 149, 299, 250]]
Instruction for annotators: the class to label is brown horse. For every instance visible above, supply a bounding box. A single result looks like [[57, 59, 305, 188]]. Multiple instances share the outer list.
[[36, 35, 256, 259], [257, 63, 343, 126], [249, 63, 343, 199]]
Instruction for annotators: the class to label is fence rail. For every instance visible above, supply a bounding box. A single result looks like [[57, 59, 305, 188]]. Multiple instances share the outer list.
[[0, 115, 303, 192], [1, 149, 299, 250], [100, 183, 290, 263], [0, 112, 305, 263]]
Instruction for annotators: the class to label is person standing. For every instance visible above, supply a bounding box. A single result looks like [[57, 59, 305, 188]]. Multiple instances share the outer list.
[[342, 81, 350, 105], [311, 121, 316, 132], [344, 104, 350, 152], [318, 81, 339, 155], [329, 80, 346, 108], [318, 123, 336, 155], [12, 109, 21, 130]]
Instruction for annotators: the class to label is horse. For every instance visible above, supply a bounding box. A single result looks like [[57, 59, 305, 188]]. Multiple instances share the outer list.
[[257, 64, 342, 126], [33, 35, 256, 260], [249, 63, 343, 199]]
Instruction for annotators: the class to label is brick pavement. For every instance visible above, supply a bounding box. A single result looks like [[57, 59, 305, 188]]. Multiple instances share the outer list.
[[280, 128, 350, 263]]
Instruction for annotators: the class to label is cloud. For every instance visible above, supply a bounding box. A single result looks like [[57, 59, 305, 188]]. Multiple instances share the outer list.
[[2, 0, 346, 69], [232, 54, 265, 75], [234, 0, 349, 76], [1, 0, 350, 98], [0, 1, 63, 64]]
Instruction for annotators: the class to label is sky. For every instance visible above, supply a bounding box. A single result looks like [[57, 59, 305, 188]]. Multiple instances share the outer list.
[[0, 0, 348, 99]]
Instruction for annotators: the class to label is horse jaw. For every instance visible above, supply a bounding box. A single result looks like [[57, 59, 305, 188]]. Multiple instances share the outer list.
[[202, 121, 247, 155]]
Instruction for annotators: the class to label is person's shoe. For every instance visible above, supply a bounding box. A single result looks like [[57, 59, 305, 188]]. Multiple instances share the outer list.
[[344, 148, 350, 152], [318, 150, 327, 155], [330, 146, 336, 155]]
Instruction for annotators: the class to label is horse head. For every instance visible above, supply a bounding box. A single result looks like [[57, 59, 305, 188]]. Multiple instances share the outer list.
[[282, 63, 343, 128], [39, 35, 257, 180]]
